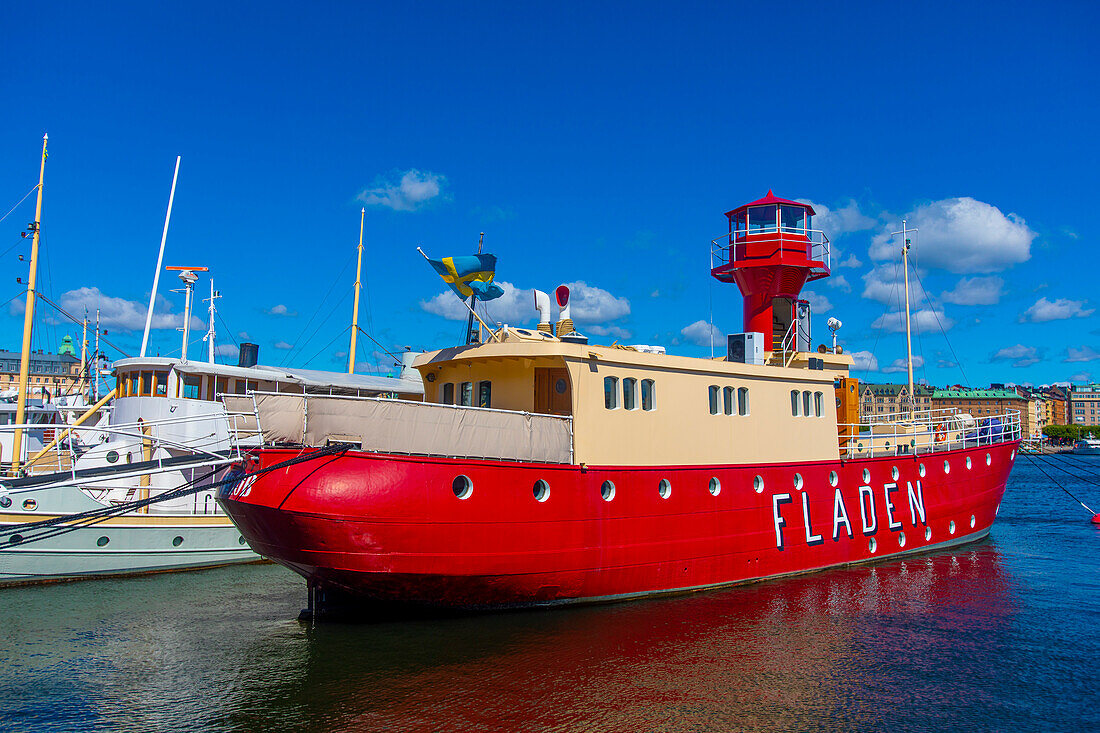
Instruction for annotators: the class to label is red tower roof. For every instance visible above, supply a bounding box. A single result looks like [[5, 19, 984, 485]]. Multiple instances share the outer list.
[[724, 190, 816, 218]]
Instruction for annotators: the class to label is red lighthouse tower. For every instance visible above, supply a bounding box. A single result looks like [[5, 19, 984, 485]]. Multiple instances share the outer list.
[[711, 191, 831, 352]]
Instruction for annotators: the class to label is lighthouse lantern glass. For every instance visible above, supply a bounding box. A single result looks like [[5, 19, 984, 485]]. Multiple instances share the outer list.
[[749, 205, 776, 232], [733, 211, 747, 240], [780, 205, 806, 233]]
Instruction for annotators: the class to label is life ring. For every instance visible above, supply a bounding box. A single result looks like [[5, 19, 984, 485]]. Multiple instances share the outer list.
[[934, 424, 947, 442]]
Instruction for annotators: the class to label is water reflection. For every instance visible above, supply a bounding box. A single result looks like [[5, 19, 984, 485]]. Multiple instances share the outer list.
[[215, 544, 1012, 732]]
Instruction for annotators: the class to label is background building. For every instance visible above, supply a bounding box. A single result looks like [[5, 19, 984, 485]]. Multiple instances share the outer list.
[[0, 344, 84, 398], [931, 387, 1032, 437], [860, 383, 934, 416], [1069, 384, 1100, 426]]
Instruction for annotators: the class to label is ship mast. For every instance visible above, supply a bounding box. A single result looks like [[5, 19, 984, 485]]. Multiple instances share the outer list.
[[894, 219, 917, 418], [348, 208, 365, 374], [11, 134, 48, 473], [141, 156, 181, 358]]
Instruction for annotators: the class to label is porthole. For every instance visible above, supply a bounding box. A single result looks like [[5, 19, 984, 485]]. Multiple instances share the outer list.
[[452, 475, 473, 500], [601, 480, 615, 501], [862, 468, 870, 484], [658, 479, 671, 499], [753, 475, 764, 494], [172, 536, 184, 547], [868, 537, 877, 553], [0, 496, 10, 508], [898, 532, 906, 548], [97, 536, 110, 547], [970, 514, 976, 528], [709, 477, 721, 496], [533, 479, 550, 503], [891, 466, 899, 481], [966, 456, 972, 470], [949, 520, 956, 535], [943, 460, 951, 474], [985, 453, 992, 466], [238, 536, 247, 545], [828, 471, 838, 487], [106, 450, 119, 464], [793, 473, 803, 490], [22, 499, 37, 511], [554, 378, 567, 395], [9, 534, 23, 545], [924, 527, 932, 541], [919, 463, 926, 478]]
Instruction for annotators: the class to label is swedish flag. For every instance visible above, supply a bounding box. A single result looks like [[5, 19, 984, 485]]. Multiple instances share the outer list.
[[428, 254, 505, 301]]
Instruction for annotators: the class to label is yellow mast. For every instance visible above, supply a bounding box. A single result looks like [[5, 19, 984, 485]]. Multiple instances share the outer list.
[[12, 134, 48, 474], [347, 207, 365, 374]]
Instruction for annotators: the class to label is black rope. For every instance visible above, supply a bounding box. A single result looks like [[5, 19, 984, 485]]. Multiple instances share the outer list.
[[0, 443, 353, 548], [1021, 453, 1097, 516]]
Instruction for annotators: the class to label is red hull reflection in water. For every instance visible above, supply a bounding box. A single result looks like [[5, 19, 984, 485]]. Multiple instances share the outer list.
[[227, 545, 1010, 732]]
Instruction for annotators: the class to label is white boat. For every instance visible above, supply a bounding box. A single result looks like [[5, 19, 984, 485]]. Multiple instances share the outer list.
[[1072, 437, 1100, 455]]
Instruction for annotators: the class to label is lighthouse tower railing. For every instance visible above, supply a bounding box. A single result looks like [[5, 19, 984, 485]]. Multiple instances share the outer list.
[[710, 227, 832, 275]]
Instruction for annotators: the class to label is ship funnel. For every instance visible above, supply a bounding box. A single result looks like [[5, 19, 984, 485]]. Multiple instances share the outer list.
[[238, 342, 259, 368], [554, 285, 574, 336], [533, 290, 552, 333], [398, 349, 421, 379]]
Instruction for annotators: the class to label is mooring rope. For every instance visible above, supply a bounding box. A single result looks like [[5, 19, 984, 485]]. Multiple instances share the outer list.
[[1021, 453, 1097, 517]]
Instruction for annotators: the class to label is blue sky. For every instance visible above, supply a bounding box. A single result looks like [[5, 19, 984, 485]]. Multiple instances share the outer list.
[[1, 1, 1096, 386]]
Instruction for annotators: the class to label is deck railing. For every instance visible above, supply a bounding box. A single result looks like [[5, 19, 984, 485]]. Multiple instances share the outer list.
[[839, 409, 1021, 458], [711, 227, 831, 273]]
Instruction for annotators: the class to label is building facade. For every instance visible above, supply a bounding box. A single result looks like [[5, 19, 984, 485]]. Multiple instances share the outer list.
[[0, 347, 83, 397], [1069, 384, 1100, 426], [859, 383, 934, 417], [931, 388, 1031, 437]]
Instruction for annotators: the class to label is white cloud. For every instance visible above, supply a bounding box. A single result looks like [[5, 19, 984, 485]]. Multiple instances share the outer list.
[[565, 281, 631, 324], [238, 331, 250, 340], [57, 286, 203, 332], [1020, 297, 1094, 323], [215, 344, 239, 358], [588, 324, 633, 339], [358, 169, 445, 212], [797, 198, 875, 237], [836, 253, 863, 269], [681, 320, 723, 347], [849, 350, 879, 372], [872, 309, 955, 334], [868, 197, 1035, 273], [1070, 371, 1092, 383], [882, 355, 925, 374], [1065, 346, 1100, 363], [861, 265, 928, 305], [941, 276, 1004, 306], [991, 344, 1043, 368], [827, 274, 851, 293], [267, 304, 296, 316], [801, 290, 833, 313], [274, 341, 293, 350]]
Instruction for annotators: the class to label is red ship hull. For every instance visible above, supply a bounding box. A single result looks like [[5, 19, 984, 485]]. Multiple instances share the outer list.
[[220, 442, 1017, 609]]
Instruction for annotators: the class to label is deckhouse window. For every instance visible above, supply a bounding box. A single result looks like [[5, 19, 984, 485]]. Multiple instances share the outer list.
[[802, 391, 812, 417], [477, 380, 491, 408], [460, 382, 473, 406], [709, 385, 720, 415], [814, 391, 824, 417], [139, 371, 153, 397], [604, 377, 619, 409], [723, 386, 734, 416], [641, 379, 655, 411], [622, 378, 637, 410], [442, 382, 454, 404], [791, 390, 800, 416], [738, 387, 750, 416], [749, 205, 776, 232], [154, 371, 168, 397], [182, 375, 201, 400]]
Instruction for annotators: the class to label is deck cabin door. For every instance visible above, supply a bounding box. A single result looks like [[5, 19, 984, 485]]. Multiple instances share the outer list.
[[535, 368, 572, 416]]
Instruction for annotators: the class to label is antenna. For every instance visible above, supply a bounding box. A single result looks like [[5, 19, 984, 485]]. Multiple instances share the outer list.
[[203, 278, 220, 363]]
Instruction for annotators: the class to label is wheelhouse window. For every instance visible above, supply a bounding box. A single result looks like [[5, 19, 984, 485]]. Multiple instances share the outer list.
[[780, 205, 806, 233], [477, 380, 491, 408], [139, 371, 154, 397], [791, 390, 801, 416], [442, 382, 455, 404], [181, 375, 201, 400], [709, 385, 720, 415], [738, 387, 750, 416], [733, 211, 748, 241], [622, 377, 637, 410], [604, 377, 619, 409], [154, 371, 169, 397], [749, 205, 776, 232], [459, 381, 473, 406], [641, 379, 655, 411], [723, 386, 734, 416]]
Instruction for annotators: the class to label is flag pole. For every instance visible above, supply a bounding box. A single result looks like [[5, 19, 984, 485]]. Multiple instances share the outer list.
[[416, 246, 497, 340], [465, 232, 484, 344]]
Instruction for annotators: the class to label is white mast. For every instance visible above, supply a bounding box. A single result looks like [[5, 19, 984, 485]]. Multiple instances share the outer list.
[[348, 208, 365, 374], [893, 220, 917, 418], [94, 308, 100, 401], [205, 278, 219, 364], [140, 156, 181, 357]]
